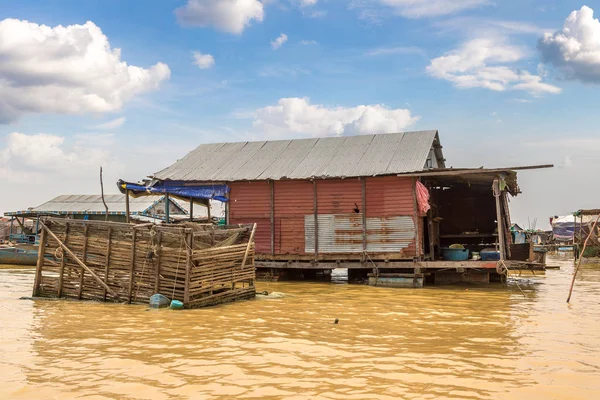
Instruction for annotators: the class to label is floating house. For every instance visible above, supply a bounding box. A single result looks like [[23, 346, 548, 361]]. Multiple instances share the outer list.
[[120, 130, 552, 286]]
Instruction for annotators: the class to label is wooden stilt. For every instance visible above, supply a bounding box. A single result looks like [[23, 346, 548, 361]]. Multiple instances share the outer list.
[[494, 179, 506, 260], [189, 198, 194, 222]]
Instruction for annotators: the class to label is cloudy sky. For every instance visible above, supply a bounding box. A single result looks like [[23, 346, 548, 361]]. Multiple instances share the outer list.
[[1, 0, 599, 228]]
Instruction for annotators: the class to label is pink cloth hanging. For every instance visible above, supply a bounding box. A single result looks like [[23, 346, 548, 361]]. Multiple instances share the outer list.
[[416, 181, 430, 216]]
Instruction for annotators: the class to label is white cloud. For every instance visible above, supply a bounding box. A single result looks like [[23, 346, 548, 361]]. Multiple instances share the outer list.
[[0, 132, 116, 182], [538, 6, 600, 83], [434, 17, 548, 36], [271, 33, 288, 50], [192, 51, 216, 69], [90, 117, 126, 130], [175, 0, 264, 34], [300, 40, 318, 45], [351, 0, 490, 21], [298, 0, 318, 6], [427, 38, 561, 96], [253, 97, 419, 138], [0, 19, 170, 124]]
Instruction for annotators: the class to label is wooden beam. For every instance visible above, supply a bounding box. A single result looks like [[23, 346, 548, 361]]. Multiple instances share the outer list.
[[127, 228, 137, 303], [398, 164, 554, 178], [313, 180, 318, 262], [32, 226, 46, 297], [270, 180, 275, 255], [125, 189, 131, 224], [103, 226, 112, 301], [78, 224, 89, 300], [57, 222, 70, 298], [39, 221, 121, 300], [494, 179, 506, 260]]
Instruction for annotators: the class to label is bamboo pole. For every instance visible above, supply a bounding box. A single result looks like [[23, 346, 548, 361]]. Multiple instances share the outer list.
[[78, 224, 89, 300], [127, 228, 137, 303], [313, 180, 318, 262], [567, 213, 600, 303], [39, 221, 121, 300], [234, 224, 256, 290], [184, 231, 193, 305], [100, 167, 109, 221], [154, 231, 163, 293], [32, 227, 46, 297], [189, 198, 194, 222], [57, 222, 70, 298], [103, 226, 112, 301]]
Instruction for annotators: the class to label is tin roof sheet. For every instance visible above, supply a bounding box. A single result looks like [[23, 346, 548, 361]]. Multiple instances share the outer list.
[[153, 130, 441, 182], [6, 195, 187, 216]]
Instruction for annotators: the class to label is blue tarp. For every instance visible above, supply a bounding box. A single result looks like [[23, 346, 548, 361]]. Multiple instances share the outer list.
[[118, 180, 229, 202]]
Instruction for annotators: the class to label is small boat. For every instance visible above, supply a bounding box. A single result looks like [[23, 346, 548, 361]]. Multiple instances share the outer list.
[[0, 246, 39, 266]]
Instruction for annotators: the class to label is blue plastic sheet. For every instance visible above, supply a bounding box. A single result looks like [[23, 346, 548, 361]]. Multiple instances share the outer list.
[[118, 180, 229, 202]]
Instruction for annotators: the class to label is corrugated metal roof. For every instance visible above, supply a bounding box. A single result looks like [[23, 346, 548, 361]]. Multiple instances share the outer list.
[[6, 194, 187, 216], [153, 130, 442, 182]]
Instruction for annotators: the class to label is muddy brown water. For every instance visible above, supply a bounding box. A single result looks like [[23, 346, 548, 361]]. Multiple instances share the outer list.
[[1, 255, 599, 399]]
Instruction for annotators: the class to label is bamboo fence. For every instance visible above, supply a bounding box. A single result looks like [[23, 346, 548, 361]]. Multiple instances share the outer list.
[[33, 218, 256, 308]]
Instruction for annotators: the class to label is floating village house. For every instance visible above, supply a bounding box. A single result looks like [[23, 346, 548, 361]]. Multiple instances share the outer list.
[[120, 130, 551, 286]]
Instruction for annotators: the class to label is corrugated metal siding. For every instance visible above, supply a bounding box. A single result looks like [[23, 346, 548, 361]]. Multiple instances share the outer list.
[[317, 179, 362, 214], [305, 214, 415, 254], [274, 180, 313, 254], [366, 216, 415, 252], [153, 130, 440, 181], [305, 214, 363, 253], [229, 181, 271, 253], [366, 176, 417, 256]]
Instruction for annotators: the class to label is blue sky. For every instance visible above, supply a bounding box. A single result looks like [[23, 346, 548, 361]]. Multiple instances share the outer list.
[[1, 0, 599, 228]]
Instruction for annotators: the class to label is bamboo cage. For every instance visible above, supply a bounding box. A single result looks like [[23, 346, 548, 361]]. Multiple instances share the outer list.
[[32, 218, 256, 308]]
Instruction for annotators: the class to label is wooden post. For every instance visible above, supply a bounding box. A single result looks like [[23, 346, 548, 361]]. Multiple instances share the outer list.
[[154, 231, 163, 293], [127, 228, 137, 303], [32, 226, 46, 297], [225, 188, 230, 225], [412, 178, 421, 261], [313, 180, 319, 262], [207, 199, 211, 220], [103, 226, 112, 301], [165, 194, 170, 224], [125, 189, 131, 223], [40, 221, 121, 300], [270, 180, 275, 255], [567, 213, 600, 302], [494, 179, 506, 260], [78, 224, 89, 300], [57, 222, 70, 298], [184, 231, 193, 306], [189, 198, 194, 222], [361, 177, 367, 259], [427, 210, 435, 260]]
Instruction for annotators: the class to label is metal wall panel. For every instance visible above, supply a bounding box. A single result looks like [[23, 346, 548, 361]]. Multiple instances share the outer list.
[[317, 179, 362, 214], [274, 180, 313, 254], [365, 176, 414, 217], [229, 181, 271, 253], [366, 216, 415, 252]]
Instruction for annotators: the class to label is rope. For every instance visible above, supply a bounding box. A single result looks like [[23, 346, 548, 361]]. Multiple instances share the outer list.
[[497, 260, 526, 297], [363, 250, 379, 286]]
